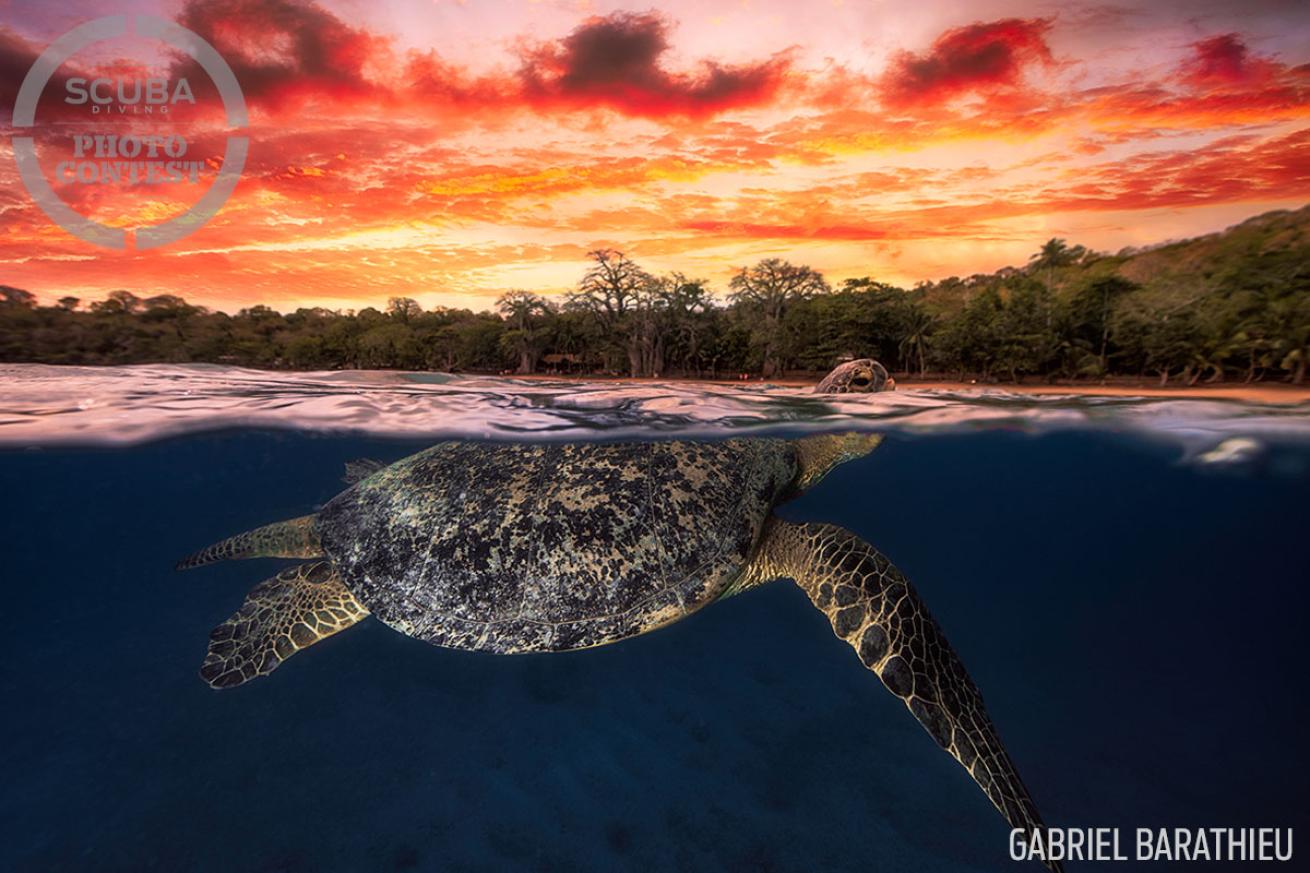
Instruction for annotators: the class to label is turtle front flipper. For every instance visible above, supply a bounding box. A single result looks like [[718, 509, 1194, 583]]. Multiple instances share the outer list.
[[176, 514, 321, 570], [200, 561, 368, 689], [744, 520, 1062, 873]]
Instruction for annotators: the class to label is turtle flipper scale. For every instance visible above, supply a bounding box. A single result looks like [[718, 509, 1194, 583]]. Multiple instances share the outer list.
[[744, 520, 1062, 873], [200, 561, 368, 689]]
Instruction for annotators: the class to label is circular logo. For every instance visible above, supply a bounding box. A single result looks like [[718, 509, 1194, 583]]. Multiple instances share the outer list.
[[11, 15, 248, 250]]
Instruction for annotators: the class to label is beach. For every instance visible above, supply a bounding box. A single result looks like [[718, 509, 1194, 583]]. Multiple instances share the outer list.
[[512, 373, 1310, 405]]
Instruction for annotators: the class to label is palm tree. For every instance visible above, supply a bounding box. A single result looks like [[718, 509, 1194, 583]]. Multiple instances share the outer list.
[[1028, 238, 1085, 295], [897, 306, 936, 376]]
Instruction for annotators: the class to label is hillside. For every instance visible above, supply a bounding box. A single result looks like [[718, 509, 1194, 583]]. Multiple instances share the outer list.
[[920, 205, 1310, 316]]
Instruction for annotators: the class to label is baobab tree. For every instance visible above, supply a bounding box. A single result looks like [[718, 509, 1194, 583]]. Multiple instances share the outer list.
[[496, 290, 555, 374], [567, 249, 655, 377], [728, 258, 828, 377]]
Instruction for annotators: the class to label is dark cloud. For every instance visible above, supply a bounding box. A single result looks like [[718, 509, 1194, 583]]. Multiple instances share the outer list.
[[1181, 34, 1265, 87], [171, 0, 384, 107], [162, 2, 789, 120], [517, 12, 790, 118], [0, 28, 44, 113], [0, 27, 81, 124], [879, 18, 1054, 108]]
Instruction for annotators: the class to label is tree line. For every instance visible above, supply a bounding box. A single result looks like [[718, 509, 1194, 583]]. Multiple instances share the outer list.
[[2, 218, 1307, 384]]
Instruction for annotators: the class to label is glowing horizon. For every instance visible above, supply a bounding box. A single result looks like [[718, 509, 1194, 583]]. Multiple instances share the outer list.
[[1, 0, 1307, 313]]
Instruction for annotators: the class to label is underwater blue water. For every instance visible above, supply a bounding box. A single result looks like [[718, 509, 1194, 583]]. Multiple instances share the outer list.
[[2, 366, 1308, 872]]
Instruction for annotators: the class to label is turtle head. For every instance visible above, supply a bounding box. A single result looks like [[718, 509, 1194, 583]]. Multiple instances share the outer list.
[[792, 431, 884, 492], [815, 359, 894, 394]]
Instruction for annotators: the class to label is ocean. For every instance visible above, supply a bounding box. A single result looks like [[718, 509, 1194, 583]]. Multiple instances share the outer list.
[[2, 364, 1307, 872]]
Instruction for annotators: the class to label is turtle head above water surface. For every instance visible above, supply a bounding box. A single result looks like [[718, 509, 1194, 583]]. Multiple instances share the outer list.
[[816, 359, 895, 393]]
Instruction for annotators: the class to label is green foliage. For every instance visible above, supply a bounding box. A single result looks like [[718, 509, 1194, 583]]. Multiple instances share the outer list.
[[2, 206, 1307, 383], [728, 257, 829, 377], [497, 290, 555, 374]]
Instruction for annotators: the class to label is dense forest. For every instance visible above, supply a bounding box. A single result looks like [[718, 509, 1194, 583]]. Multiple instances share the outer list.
[[2, 206, 1307, 384]]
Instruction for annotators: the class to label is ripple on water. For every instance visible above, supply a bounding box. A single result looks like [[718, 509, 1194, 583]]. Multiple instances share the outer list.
[[1, 363, 1308, 452]]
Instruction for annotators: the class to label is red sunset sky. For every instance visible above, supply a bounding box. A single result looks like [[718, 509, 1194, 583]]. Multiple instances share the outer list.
[[1, 0, 1308, 312]]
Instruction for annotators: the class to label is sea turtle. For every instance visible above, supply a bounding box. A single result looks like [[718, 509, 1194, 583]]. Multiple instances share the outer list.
[[815, 358, 894, 393], [177, 363, 1058, 869]]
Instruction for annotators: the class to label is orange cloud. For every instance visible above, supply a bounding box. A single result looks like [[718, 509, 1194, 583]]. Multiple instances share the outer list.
[[680, 220, 887, 240], [629, 130, 1310, 246], [1043, 129, 1310, 212]]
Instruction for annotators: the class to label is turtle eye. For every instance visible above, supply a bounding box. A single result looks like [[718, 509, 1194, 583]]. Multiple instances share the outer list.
[[851, 375, 870, 387]]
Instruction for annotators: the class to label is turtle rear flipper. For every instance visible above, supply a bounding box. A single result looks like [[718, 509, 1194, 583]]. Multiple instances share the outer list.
[[342, 458, 386, 484], [176, 514, 321, 570], [200, 561, 368, 689]]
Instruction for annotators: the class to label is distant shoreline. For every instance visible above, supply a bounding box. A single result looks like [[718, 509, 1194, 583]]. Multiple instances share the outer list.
[[507, 372, 1310, 404]]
